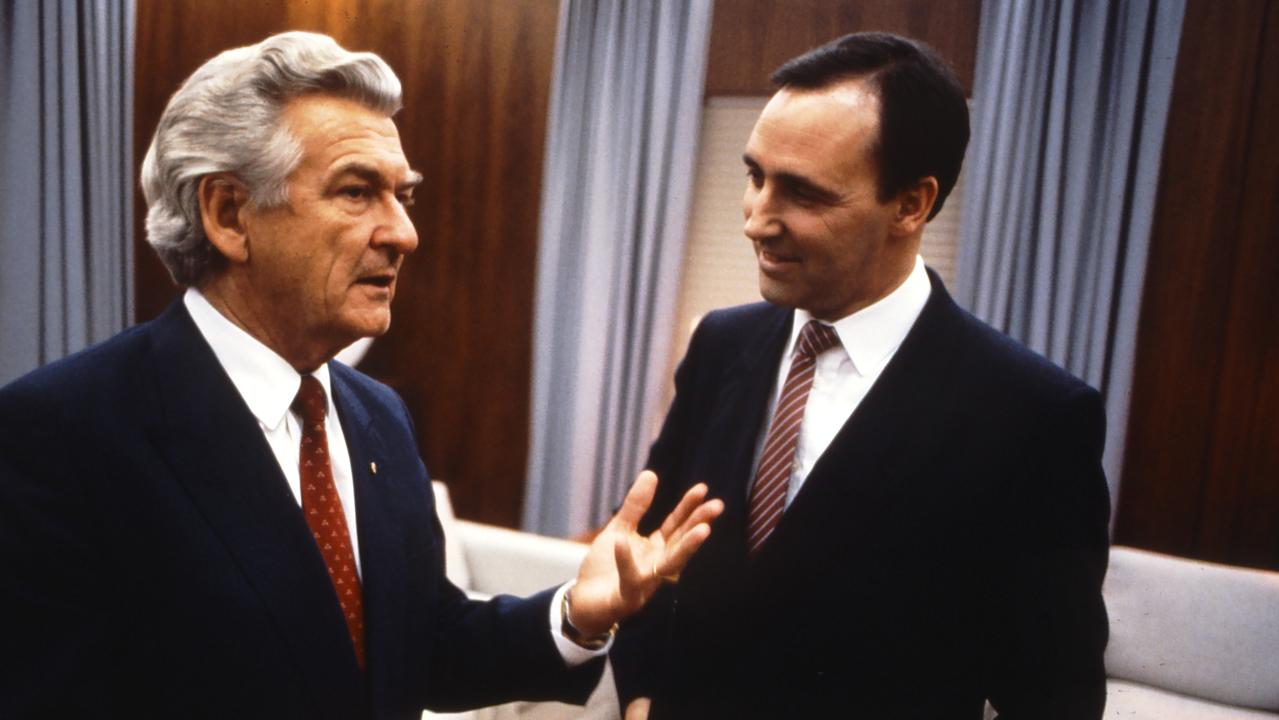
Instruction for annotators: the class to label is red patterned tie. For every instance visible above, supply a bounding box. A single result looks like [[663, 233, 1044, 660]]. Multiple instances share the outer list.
[[292, 375, 366, 668], [747, 320, 841, 555]]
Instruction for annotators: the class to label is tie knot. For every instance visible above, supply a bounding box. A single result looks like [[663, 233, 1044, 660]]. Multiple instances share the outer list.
[[795, 320, 840, 358], [291, 375, 328, 426]]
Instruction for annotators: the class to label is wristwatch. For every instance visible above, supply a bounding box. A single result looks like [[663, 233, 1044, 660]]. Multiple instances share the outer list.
[[560, 586, 618, 650]]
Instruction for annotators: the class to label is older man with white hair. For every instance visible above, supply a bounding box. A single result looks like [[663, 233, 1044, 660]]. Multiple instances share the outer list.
[[0, 31, 721, 719]]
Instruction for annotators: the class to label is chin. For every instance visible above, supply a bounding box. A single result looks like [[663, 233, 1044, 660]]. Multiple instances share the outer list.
[[758, 278, 801, 309], [339, 313, 392, 341]]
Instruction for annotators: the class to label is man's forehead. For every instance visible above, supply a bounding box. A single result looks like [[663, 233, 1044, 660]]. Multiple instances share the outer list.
[[282, 94, 414, 178], [746, 78, 880, 186], [764, 78, 879, 124]]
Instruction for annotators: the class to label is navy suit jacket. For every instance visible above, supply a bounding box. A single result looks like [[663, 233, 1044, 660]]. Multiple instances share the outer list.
[[611, 272, 1111, 719], [0, 301, 599, 719]]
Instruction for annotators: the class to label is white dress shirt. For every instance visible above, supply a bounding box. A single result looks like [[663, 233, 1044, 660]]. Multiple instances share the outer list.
[[750, 255, 932, 505], [184, 289, 364, 575], [183, 289, 605, 664]]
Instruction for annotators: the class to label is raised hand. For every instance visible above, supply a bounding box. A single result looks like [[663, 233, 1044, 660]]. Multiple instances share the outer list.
[[565, 471, 723, 636]]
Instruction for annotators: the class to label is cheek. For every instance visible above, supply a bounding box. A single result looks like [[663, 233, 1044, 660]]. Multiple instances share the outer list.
[[789, 216, 839, 258], [323, 233, 368, 291]]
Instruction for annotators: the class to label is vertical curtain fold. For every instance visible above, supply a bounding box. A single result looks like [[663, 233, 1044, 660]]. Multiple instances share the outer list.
[[0, 0, 134, 386], [524, 0, 713, 536], [956, 0, 1185, 507]]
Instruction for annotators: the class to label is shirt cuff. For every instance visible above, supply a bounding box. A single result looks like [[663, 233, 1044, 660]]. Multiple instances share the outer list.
[[549, 580, 612, 666]]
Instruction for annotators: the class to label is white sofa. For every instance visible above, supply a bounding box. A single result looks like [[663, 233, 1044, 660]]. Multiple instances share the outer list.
[[986, 545, 1279, 719], [1101, 546, 1279, 718], [424, 482, 621, 720]]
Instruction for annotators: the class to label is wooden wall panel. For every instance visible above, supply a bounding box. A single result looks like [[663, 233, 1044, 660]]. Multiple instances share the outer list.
[[1115, 0, 1279, 569], [134, 0, 559, 527], [706, 0, 981, 96]]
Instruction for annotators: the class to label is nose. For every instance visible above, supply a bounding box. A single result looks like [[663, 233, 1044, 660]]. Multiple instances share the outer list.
[[372, 195, 419, 255], [743, 183, 780, 242]]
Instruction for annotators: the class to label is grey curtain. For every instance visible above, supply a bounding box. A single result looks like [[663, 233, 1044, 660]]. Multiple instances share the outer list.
[[955, 0, 1185, 506], [523, 0, 714, 536], [0, 0, 135, 386]]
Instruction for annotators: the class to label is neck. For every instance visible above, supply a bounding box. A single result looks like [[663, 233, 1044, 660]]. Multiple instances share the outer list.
[[816, 249, 919, 322], [198, 275, 333, 373]]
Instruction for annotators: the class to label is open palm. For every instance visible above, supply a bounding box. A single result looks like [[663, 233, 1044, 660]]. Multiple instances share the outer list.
[[567, 471, 723, 635]]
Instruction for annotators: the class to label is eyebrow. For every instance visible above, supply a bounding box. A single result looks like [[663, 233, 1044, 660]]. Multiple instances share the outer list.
[[330, 161, 423, 193], [742, 153, 840, 204]]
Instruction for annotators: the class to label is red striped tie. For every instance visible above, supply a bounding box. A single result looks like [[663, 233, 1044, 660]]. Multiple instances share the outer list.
[[747, 321, 841, 555], [292, 375, 366, 668]]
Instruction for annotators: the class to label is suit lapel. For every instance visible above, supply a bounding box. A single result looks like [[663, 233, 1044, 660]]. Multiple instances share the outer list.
[[330, 366, 409, 718], [699, 307, 793, 557], [752, 273, 969, 571], [143, 303, 366, 718]]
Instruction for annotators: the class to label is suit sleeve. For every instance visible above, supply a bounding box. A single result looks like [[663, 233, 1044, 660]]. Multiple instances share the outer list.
[[0, 383, 117, 716], [421, 562, 603, 709], [418, 503, 603, 708], [985, 385, 1111, 719]]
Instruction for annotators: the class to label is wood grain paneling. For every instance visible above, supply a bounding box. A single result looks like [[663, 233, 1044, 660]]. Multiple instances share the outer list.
[[706, 0, 981, 96], [1115, 0, 1279, 569], [134, 0, 559, 527]]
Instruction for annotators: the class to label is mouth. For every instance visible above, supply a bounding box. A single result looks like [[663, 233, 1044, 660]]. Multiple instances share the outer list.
[[355, 271, 396, 291], [757, 248, 800, 274]]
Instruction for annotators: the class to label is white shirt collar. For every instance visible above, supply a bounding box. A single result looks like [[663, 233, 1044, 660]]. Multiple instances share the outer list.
[[183, 288, 333, 431], [786, 255, 932, 376]]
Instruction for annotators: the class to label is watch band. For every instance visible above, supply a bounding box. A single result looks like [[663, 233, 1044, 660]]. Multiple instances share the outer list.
[[560, 586, 618, 650]]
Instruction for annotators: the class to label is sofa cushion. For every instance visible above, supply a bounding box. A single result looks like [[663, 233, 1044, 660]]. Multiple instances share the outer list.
[[1107, 680, 1279, 719], [1104, 547, 1279, 710]]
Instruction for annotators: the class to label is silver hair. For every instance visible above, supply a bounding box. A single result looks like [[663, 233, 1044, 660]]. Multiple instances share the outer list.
[[140, 31, 402, 286]]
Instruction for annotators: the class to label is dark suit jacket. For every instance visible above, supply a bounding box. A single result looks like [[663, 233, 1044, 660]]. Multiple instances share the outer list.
[[611, 272, 1110, 719], [0, 301, 599, 719]]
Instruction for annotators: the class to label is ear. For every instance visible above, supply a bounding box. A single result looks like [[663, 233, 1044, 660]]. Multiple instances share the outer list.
[[198, 173, 252, 264], [891, 176, 939, 238]]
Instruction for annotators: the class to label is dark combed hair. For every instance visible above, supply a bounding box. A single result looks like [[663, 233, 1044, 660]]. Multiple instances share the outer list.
[[772, 32, 969, 220]]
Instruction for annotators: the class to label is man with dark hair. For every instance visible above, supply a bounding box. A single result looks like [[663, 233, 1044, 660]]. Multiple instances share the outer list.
[[0, 32, 722, 719], [610, 32, 1110, 719]]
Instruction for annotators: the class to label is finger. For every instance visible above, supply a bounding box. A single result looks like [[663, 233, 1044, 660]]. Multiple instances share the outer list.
[[655, 521, 712, 578], [666, 497, 724, 546], [612, 470, 658, 531], [614, 534, 647, 602], [625, 697, 652, 720], [658, 482, 709, 539]]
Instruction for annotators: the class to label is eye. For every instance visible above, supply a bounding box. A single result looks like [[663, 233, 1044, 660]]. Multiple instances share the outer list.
[[339, 185, 372, 201], [789, 186, 821, 205], [745, 167, 763, 187], [397, 193, 416, 208], [781, 179, 831, 207]]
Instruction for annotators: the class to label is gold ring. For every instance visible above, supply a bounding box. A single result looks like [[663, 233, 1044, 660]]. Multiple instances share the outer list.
[[652, 562, 680, 584]]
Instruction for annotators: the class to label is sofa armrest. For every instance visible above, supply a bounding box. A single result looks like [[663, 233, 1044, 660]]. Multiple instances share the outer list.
[[455, 520, 589, 597]]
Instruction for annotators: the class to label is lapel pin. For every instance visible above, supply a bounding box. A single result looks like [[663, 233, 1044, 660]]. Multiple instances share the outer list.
[[370, 461, 378, 475]]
